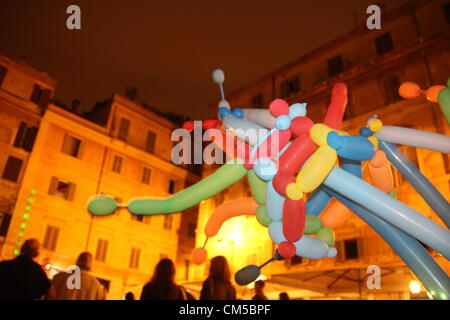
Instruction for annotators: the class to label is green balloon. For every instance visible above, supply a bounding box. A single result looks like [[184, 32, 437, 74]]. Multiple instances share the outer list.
[[247, 170, 267, 205], [317, 226, 335, 246], [256, 206, 271, 227], [438, 87, 450, 125], [128, 159, 247, 215], [304, 214, 323, 235], [87, 194, 117, 216]]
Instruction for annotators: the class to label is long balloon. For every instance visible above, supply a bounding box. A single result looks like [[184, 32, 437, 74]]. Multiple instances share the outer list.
[[380, 141, 450, 228], [376, 126, 450, 153], [323, 166, 450, 259]]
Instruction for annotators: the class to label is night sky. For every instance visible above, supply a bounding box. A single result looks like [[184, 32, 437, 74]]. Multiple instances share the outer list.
[[0, 0, 410, 120]]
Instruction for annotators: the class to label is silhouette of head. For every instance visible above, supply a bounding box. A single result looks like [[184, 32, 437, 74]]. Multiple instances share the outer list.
[[279, 292, 289, 300], [20, 238, 40, 259], [125, 292, 135, 300], [76, 252, 93, 271], [151, 258, 176, 284], [209, 255, 231, 283], [255, 280, 265, 291]]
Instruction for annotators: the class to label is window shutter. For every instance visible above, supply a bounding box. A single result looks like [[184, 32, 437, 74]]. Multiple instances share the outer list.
[[40, 89, 51, 109], [51, 227, 59, 251], [13, 122, 27, 148], [48, 177, 59, 195], [336, 241, 345, 262], [23, 126, 38, 152], [30, 85, 42, 104], [68, 183, 76, 201]]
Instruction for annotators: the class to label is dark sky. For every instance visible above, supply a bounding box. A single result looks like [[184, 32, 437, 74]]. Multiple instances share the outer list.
[[0, 0, 410, 120]]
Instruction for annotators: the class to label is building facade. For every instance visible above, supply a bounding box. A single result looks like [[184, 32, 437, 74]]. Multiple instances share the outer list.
[[191, 0, 450, 299], [0, 56, 200, 299]]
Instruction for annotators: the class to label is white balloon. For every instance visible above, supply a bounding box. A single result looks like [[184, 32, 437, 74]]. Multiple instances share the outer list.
[[212, 69, 225, 84]]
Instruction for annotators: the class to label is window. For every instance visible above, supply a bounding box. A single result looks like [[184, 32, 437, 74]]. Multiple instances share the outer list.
[[42, 225, 59, 251], [285, 255, 303, 267], [163, 215, 173, 230], [142, 167, 152, 185], [0, 213, 12, 237], [112, 155, 123, 173], [375, 32, 394, 56], [187, 222, 196, 238], [167, 179, 176, 194], [118, 118, 130, 141], [328, 55, 344, 77], [48, 177, 76, 201], [336, 238, 360, 261], [131, 214, 150, 224], [13, 122, 38, 152], [129, 248, 140, 269], [281, 76, 300, 97], [383, 75, 401, 105], [0, 65, 7, 86], [251, 93, 263, 109], [61, 134, 82, 158], [30, 84, 51, 108], [95, 239, 108, 262], [146, 131, 156, 153], [1, 156, 23, 182], [443, 2, 450, 24]]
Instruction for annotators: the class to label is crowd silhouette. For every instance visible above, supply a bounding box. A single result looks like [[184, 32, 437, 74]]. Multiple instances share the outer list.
[[0, 238, 289, 300]]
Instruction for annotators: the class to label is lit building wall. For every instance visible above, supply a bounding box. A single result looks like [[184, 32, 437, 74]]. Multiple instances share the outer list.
[[0, 66, 200, 299]]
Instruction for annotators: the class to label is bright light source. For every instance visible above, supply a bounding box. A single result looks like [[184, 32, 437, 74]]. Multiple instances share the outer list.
[[426, 292, 433, 299], [45, 264, 51, 270], [246, 275, 267, 289], [409, 280, 421, 294]]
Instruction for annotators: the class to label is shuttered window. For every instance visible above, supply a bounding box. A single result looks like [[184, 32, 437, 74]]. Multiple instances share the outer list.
[[61, 134, 83, 158], [30, 84, 51, 108], [142, 167, 151, 184], [112, 155, 123, 173], [13, 122, 38, 152], [43, 225, 59, 251], [146, 131, 156, 153], [2, 156, 23, 182], [129, 248, 140, 269], [48, 177, 76, 201], [118, 118, 130, 141], [95, 239, 109, 262]]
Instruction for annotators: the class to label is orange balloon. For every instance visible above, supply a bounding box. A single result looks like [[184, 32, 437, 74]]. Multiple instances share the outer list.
[[204, 198, 258, 237], [425, 85, 446, 103], [368, 150, 394, 193], [319, 199, 352, 229], [398, 81, 421, 99], [191, 247, 207, 265]]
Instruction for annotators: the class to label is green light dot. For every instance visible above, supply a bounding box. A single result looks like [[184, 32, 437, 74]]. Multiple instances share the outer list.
[[25, 205, 31, 211], [28, 197, 34, 203], [20, 222, 27, 229], [30, 189, 36, 195], [23, 213, 29, 220], [13, 249, 19, 255], [16, 241, 21, 246], [19, 232, 24, 237]]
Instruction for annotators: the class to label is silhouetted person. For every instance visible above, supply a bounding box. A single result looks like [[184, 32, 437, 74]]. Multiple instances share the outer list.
[[279, 292, 290, 300], [200, 256, 236, 300], [50, 252, 106, 300], [252, 280, 268, 300], [140, 258, 187, 300], [125, 292, 135, 300], [0, 239, 51, 300]]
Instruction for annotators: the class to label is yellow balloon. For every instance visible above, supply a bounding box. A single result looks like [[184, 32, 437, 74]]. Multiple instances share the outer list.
[[286, 183, 303, 201], [309, 123, 333, 146], [296, 146, 337, 193], [369, 119, 383, 132]]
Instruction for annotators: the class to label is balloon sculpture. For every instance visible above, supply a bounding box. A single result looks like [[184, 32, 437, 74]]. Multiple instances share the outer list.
[[87, 70, 450, 300]]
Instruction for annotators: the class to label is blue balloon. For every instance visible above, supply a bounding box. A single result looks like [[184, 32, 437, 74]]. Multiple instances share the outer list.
[[305, 188, 331, 216], [289, 103, 307, 118], [333, 135, 375, 161], [360, 127, 373, 137], [254, 158, 277, 181], [219, 107, 231, 118], [268, 221, 285, 244], [276, 115, 291, 130], [265, 181, 285, 221], [232, 108, 244, 119], [324, 186, 450, 300], [323, 166, 450, 259], [380, 141, 450, 229]]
